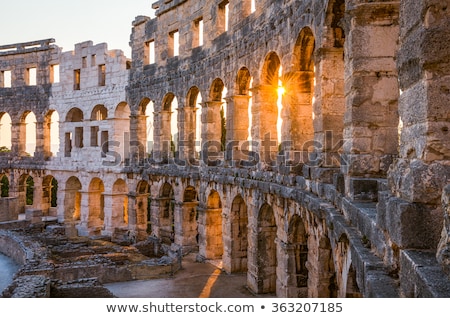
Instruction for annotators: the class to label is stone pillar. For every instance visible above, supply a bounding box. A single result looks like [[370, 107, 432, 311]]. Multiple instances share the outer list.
[[102, 193, 119, 237], [252, 85, 279, 168], [31, 177, 43, 210], [202, 101, 223, 165], [226, 95, 250, 165], [159, 110, 172, 162], [313, 48, 345, 167], [381, 0, 450, 251], [129, 114, 146, 163], [343, 1, 400, 198], [174, 201, 199, 251], [11, 122, 26, 155], [179, 106, 196, 164], [76, 190, 90, 236], [127, 193, 149, 241]]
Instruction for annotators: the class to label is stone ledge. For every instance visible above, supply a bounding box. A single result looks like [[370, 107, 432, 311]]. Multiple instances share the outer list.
[[400, 249, 450, 297]]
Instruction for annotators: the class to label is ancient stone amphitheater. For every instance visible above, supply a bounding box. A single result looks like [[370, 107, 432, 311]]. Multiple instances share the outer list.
[[0, 0, 449, 298]]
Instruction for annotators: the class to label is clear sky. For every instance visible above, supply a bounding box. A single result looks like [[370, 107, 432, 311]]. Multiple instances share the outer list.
[[0, 0, 155, 57]]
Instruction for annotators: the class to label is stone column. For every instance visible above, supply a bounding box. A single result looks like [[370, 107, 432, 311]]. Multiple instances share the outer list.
[[226, 95, 250, 165], [174, 201, 199, 251], [342, 1, 400, 198], [127, 192, 149, 241], [180, 106, 197, 164], [313, 48, 345, 168], [202, 101, 223, 165], [11, 122, 26, 155], [159, 110, 172, 162], [252, 85, 279, 168], [75, 190, 90, 236], [129, 114, 147, 163]]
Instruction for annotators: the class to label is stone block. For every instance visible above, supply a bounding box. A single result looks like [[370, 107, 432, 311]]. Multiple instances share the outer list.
[[349, 178, 379, 202], [385, 197, 442, 249]]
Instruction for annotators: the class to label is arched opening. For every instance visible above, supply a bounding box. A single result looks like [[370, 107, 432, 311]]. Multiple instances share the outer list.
[[65, 107, 84, 156], [231, 68, 253, 163], [229, 195, 248, 273], [206, 79, 227, 156], [113, 102, 131, 163], [317, 235, 338, 297], [287, 27, 315, 157], [88, 178, 105, 233], [346, 264, 362, 298], [159, 182, 175, 244], [136, 180, 151, 234], [138, 98, 153, 156], [257, 203, 277, 294], [186, 87, 203, 161], [66, 107, 84, 122], [259, 52, 282, 166], [64, 176, 82, 222], [48, 110, 60, 157], [42, 176, 58, 216], [0, 175, 9, 197], [310, 0, 346, 167], [180, 186, 199, 249], [161, 93, 178, 160], [91, 104, 108, 121], [0, 112, 12, 152], [22, 111, 37, 156], [287, 214, 309, 297]]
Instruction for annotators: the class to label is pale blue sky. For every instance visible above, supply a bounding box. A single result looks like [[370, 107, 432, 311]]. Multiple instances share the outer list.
[[0, 0, 155, 57]]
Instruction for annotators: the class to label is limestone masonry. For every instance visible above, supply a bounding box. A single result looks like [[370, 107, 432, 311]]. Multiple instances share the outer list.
[[0, 0, 449, 297]]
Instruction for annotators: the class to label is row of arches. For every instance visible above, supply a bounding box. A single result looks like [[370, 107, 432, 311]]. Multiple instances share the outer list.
[[134, 25, 344, 169], [0, 111, 59, 157], [0, 169, 362, 297]]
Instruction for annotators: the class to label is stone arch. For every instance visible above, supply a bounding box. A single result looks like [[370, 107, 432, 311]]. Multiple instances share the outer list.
[[229, 68, 253, 165], [42, 175, 58, 215], [201, 189, 223, 260], [87, 177, 105, 233], [21, 111, 37, 156], [158, 182, 175, 244], [44, 109, 60, 158], [136, 180, 151, 230], [227, 194, 248, 273], [308, 0, 346, 167], [65, 107, 84, 122], [346, 263, 362, 298], [64, 107, 84, 156], [114, 102, 131, 118], [177, 185, 199, 250], [286, 214, 309, 297], [185, 87, 203, 160], [112, 102, 131, 163], [161, 93, 178, 159], [257, 52, 282, 166], [17, 173, 33, 214], [0, 112, 12, 151], [284, 27, 315, 154], [64, 176, 82, 222], [0, 174, 9, 198], [137, 97, 153, 155], [316, 235, 338, 297], [205, 78, 227, 154], [256, 203, 277, 294], [91, 104, 108, 121]]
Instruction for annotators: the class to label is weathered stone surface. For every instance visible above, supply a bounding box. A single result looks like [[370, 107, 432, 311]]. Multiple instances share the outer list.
[[0, 0, 449, 298]]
